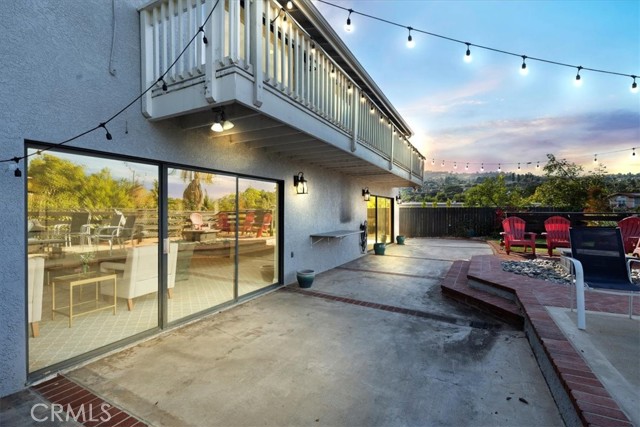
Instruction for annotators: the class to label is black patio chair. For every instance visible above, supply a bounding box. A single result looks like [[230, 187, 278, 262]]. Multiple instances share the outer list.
[[562, 227, 640, 330]]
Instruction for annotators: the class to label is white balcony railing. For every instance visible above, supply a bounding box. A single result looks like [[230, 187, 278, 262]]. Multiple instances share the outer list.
[[140, 0, 424, 181]]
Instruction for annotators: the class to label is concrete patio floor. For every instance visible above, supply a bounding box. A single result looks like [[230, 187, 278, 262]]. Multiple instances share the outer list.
[[63, 239, 562, 426]]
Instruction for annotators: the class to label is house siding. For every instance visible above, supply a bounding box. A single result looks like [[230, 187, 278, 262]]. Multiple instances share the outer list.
[[0, 0, 401, 397]]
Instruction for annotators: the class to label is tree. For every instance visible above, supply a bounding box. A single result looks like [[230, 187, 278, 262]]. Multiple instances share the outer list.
[[529, 155, 583, 208], [180, 171, 215, 211], [464, 175, 523, 208]]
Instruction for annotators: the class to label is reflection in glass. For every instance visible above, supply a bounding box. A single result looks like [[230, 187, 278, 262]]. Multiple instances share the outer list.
[[237, 178, 278, 296], [27, 149, 159, 373], [167, 170, 237, 322]]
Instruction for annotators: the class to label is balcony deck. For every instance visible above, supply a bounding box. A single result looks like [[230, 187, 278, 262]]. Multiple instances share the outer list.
[[139, 0, 424, 186]]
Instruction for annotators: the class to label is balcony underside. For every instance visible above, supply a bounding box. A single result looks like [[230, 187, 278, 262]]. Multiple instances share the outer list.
[[177, 102, 420, 187]]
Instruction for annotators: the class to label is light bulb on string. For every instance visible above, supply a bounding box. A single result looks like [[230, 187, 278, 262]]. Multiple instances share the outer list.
[[593, 154, 598, 163], [517, 163, 521, 170], [463, 43, 472, 63], [99, 123, 112, 140], [344, 9, 353, 32], [480, 163, 484, 172], [574, 66, 583, 87], [519, 56, 529, 76], [454, 162, 457, 169], [536, 162, 540, 169], [497, 163, 501, 172], [431, 158, 435, 165], [631, 76, 638, 94], [633, 148, 636, 157], [441, 160, 445, 167], [406, 27, 415, 48], [465, 163, 469, 170]]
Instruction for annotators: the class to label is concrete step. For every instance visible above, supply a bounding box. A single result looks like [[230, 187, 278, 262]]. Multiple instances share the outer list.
[[441, 260, 524, 329]]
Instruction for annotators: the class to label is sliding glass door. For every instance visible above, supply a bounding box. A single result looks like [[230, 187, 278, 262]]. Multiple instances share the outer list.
[[27, 146, 281, 375], [27, 148, 159, 373], [366, 195, 393, 248]]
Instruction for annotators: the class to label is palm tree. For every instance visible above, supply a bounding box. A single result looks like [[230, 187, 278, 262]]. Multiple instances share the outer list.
[[181, 171, 215, 210]]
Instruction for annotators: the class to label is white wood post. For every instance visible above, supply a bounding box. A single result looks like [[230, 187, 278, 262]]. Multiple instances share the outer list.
[[250, 0, 264, 107]]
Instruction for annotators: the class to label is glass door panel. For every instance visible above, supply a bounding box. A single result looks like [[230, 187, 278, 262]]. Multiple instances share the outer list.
[[27, 148, 159, 373], [376, 197, 391, 244], [167, 169, 236, 322], [237, 178, 279, 296]]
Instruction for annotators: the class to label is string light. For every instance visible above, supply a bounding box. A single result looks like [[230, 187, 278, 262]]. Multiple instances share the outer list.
[[480, 163, 484, 172], [198, 26, 208, 45], [574, 66, 583, 87], [406, 27, 415, 49], [536, 162, 540, 169], [517, 163, 521, 170], [344, 9, 353, 32], [99, 123, 112, 141], [632, 76, 638, 94], [10, 158, 21, 177], [520, 56, 529, 76], [633, 148, 636, 157], [158, 77, 168, 91], [431, 158, 435, 165], [315, 0, 637, 91], [497, 163, 501, 172], [1, 0, 222, 175], [465, 162, 469, 170], [464, 43, 472, 63], [286, 1, 293, 10], [453, 162, 457, 169], [593, 154, 598, 163]]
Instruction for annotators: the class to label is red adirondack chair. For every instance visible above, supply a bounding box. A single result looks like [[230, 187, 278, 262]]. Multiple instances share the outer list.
[[501, 216, 537, 255], [256, 212, 272, 238], [618, 216, 640, 255], [542, 216, 571, 257]]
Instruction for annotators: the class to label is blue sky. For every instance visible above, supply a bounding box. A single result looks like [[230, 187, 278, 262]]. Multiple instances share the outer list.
[[313, 0, 639, 174]]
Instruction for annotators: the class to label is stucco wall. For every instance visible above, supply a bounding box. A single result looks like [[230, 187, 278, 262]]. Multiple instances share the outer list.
[[0, 0, 399, 397]]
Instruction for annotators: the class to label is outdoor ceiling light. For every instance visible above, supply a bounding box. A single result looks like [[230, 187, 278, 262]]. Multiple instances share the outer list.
[[395, 194, 402, 204], [210, 108, 234, 133], [286, 1, 293, 9], [362, 187, 370, 201], [293, 172, 308, 194]]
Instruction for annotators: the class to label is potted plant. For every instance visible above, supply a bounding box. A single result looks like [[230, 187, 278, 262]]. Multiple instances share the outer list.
[[296, 269, 315, 288], [396, 235, 405, 245], [260, 264, 275, 282], [373, 243, 386, 255]]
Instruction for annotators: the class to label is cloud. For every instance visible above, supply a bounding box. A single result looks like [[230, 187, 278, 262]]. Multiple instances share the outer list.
[[416, 109, 640, 173]]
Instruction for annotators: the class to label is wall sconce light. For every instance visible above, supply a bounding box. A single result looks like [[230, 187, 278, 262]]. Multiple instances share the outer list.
[[362, 187, 370, 201], [293, 172, 308, 194], [210, 108, 234, 133], [395, 194, 402, 204]]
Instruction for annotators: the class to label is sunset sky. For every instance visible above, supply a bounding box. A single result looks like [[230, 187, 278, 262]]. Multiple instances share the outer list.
[[313, 0, 639, 175]]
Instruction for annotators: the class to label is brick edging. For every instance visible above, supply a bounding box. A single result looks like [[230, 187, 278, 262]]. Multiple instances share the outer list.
[[444, 255, 633, 426], [31, 375, 147, 427]]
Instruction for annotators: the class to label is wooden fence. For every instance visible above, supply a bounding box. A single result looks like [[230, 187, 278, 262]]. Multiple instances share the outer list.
[[399, 207, 634, 238]]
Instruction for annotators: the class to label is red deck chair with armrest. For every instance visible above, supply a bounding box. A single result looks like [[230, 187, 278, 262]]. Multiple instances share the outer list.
[[618, 216, 640, 256], [542, 216, 571, 257], [500, 216, 537, 255]]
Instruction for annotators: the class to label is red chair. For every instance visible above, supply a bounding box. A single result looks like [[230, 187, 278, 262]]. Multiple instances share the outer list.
[[217, 212, 231, 234], [618, 216, 640, 255], [501, 216, 537, 255], [542, 216, 570, 257], [241, 211, 255, 235], [256, 212, 272, 238]]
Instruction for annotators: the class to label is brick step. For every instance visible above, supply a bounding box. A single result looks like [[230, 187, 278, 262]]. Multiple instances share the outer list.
[[441, 260, 524, 329]]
